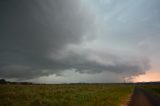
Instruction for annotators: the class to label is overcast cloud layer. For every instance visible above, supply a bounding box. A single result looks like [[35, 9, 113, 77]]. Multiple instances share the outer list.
[[1, 0, 160, 83]]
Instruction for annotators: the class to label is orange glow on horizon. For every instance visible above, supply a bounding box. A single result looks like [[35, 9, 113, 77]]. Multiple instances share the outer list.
[[133, 70, 160, 82]]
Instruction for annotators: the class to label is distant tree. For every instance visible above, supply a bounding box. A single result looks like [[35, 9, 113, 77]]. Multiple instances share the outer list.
[[0, 79, 7, 84]]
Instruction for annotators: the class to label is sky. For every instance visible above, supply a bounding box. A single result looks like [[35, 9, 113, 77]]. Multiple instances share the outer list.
[[0, 0, 160, 83]]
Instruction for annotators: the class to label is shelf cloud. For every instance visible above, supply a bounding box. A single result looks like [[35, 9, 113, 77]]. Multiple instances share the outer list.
[[0, 0, 157, 82]]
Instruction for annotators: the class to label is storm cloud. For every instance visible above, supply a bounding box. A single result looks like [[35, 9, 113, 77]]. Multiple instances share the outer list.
[[0, 0, 95, 78], [0, 0, 152, 82]]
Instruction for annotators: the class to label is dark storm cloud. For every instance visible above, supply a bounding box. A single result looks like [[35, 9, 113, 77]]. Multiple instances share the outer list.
[[0, 0, 94, 79], [0, 0, 151, 80]]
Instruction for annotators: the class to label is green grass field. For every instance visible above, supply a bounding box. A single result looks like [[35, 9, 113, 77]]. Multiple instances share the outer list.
[[0, 84, 134, 106]]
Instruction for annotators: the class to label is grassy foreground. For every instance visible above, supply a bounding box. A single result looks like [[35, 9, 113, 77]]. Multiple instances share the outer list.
[[0, 84, 133, 106]]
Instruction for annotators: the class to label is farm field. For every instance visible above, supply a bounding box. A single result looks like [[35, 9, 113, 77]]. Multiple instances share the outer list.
[[0, 84, 133, 106]]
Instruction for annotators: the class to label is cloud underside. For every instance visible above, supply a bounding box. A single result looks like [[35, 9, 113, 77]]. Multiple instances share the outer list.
[[0, 0, 151, 80]]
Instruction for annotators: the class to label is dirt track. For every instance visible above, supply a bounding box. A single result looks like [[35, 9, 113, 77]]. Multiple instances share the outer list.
[[129, 87, 160, 106]]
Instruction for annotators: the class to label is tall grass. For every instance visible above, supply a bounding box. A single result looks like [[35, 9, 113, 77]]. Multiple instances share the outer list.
[[0, 84, 133, 106]]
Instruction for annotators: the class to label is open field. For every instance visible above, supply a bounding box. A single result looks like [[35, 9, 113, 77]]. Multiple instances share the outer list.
[[0, 84, 133, 106]]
